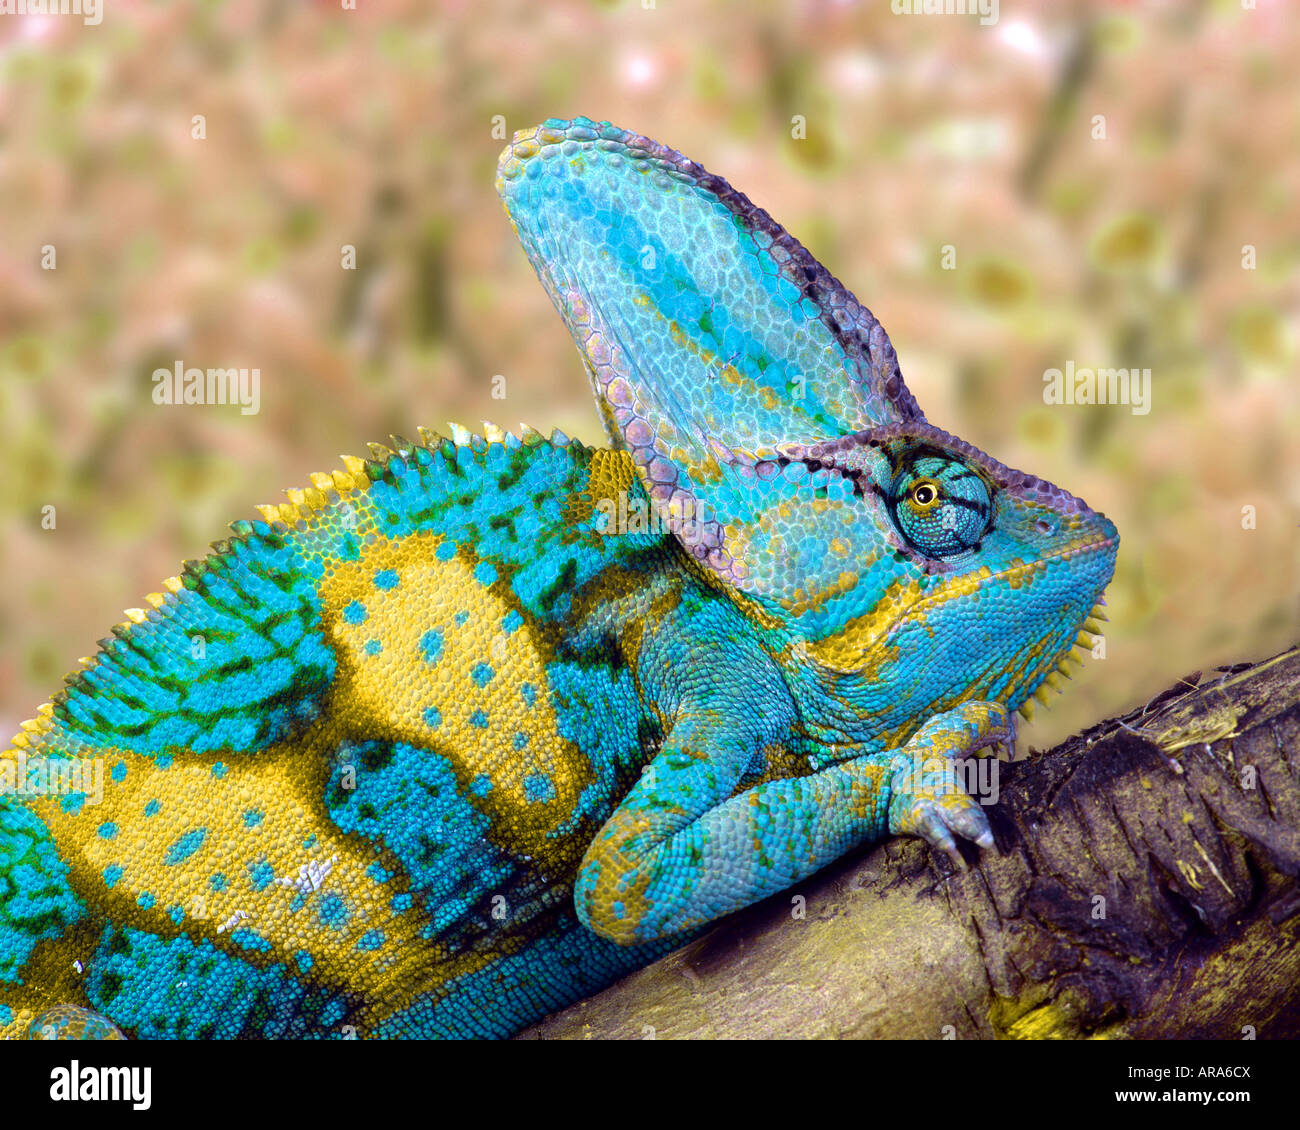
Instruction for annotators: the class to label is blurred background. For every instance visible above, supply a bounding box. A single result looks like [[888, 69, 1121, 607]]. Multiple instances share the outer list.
[[1, 0, 1295, 753]]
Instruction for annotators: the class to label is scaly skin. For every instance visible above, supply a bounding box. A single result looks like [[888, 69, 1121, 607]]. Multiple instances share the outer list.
[[1, 118, 1117, 1039]]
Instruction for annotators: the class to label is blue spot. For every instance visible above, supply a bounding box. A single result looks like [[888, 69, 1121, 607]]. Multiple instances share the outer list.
[[343, 601, 368, 625], [373, 569, 400, 590], [137, 891, 155, 910], [357, 930, 385, 951], [423, 706, 442, 729], [229, 928, 271, 953], [156, 753, 174, 770], [524, 773, 556, 803], [453, 611, 470, 627], [521, 683, 538, 708], [420, 629, 444, 663], [60, 793, 85, 815], [391, 893, 413, 913], [472, 663, 495, 687], [468, 710, 488, 729], [248, 861, 275, 892], [513, 731, 530, 750], [143, 799, 161, 818], [295, 949, 313, 974], [502, 609, 523, 634], [210, 873, 228, 892], [303, 833, 318, 849], [470, 773, 493, 797], [164, 828, 207, 865], [364, 639, 383, 656], [97, 822, 118, 840], [242, 809, 263, 829], [0, 1004, 12, 1026], [366, 862, 391, 884], [474, 562, 498, 586], [103, 864, 124, 889], [110, 761, 127, 784], [211, 762, 227, 779], [435, 540, 456, 561], [168, 904, 185, 925], [319, 894, 349, 930]]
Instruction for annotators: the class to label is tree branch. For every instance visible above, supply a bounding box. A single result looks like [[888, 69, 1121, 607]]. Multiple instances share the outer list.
[[519, 647, 1300, 1039]]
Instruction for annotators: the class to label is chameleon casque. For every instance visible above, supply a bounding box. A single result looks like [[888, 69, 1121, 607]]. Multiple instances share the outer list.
[[1, 117, 1117, 1040]]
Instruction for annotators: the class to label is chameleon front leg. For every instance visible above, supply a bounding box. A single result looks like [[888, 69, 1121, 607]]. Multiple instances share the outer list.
[[575, 698, 1012, 946]]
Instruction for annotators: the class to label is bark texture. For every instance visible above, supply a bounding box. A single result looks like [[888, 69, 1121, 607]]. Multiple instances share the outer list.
[[519, 646, 1300, 1039]]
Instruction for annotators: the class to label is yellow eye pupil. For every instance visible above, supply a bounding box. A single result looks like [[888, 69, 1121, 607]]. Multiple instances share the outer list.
[[911, 482, 939, 507]]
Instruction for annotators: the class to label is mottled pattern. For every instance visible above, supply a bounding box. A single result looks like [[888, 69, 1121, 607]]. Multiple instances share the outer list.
[[1, 119, 1117, 1039]]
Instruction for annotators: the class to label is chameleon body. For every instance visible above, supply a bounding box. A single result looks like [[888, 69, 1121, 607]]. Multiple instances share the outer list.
[[0, 118, 1117, 1040]]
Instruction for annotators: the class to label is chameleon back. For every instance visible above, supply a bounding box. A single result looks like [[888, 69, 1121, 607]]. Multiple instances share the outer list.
[[1, 432, 692, 1038]]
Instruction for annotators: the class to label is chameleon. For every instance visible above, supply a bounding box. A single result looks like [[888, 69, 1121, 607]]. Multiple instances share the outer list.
[[0, 117, 1117, 1040]]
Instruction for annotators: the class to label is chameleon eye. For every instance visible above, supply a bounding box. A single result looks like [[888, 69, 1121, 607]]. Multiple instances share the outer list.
[[891, 458, 991, 558]]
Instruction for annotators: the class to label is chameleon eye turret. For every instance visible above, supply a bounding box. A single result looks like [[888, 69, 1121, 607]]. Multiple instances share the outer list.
[[889, 459, 992, 557], [1, 119, 1115, 1039]]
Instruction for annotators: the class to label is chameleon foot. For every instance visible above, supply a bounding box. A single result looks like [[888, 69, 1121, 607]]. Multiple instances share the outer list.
[[887, 700, 1011, 866], [888, 764, 993, 867]]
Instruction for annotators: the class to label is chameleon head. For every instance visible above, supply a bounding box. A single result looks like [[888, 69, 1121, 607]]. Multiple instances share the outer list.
[[772, 420, 1118, 717], [495, 118, 1118, 723]]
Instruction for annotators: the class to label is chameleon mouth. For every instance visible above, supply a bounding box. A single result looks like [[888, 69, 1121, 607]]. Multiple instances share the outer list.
[[989, 530, 1119, 588], [802, 531, 1117, 677]]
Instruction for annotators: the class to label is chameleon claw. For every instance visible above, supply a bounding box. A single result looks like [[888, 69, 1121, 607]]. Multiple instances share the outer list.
[[941, 844, 968, 872], [888, 717, 996, 862]]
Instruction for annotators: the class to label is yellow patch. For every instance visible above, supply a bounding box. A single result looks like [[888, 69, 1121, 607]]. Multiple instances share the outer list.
[[321, 532, 596, 866], [586, 448, 637, 506], [0, 919, 104, 1039], [566, 448, 638, 528], [25, 729, 436, 1008], [804, 578, 921, 674]]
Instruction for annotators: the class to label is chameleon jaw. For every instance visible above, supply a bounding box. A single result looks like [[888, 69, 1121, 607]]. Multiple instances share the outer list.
[[1013, 598, 1112, 723]]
